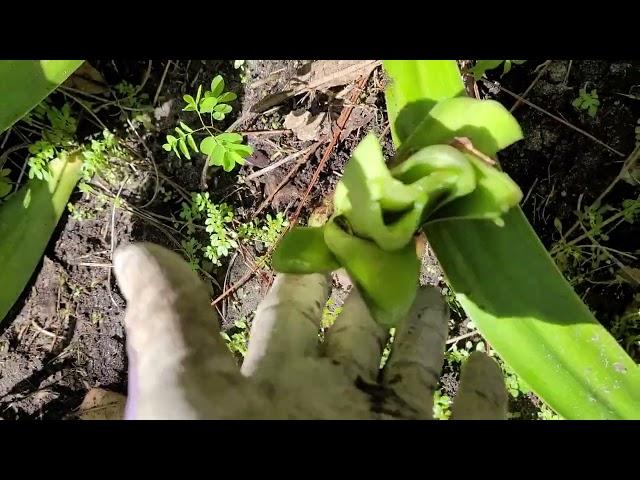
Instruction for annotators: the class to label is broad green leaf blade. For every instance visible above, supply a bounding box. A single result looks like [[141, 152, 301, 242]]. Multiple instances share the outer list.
[[0, 154, 83, 323], [384, 60, 465, 145], [324, 220, 420, 329], [396, 97, 524, 162], [272, 226, 340, 273], [425, 209, 640, 419], [384, 60, 640, 419], [0, 60, 83, 133]]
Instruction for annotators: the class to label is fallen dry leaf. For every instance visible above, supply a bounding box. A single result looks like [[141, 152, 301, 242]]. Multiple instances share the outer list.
[[295, 60, 379, 92], [284, 109, 327, 142], [251, 60, 379, 113], [77, 388, 126, 420], [63, 62, 109, 95]]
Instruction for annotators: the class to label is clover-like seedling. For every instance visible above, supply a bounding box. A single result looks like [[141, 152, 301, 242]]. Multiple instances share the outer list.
[[572, 87, 600, 118]]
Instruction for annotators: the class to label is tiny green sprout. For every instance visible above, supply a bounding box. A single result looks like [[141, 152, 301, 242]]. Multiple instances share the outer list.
[[114, 81, 150, 110], [181, 237, 204, 272], [538, 403, 561, 420], [572, 87, 600, 118], [67, 202, 95, 221], [221, 318, 250, 359]]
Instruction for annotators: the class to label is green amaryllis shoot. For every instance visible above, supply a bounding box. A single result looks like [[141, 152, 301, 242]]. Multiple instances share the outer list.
[[273, 96, 523, 328]]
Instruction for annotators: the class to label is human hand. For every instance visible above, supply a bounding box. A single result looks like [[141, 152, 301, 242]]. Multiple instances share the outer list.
[[113, 242, 507, 419]]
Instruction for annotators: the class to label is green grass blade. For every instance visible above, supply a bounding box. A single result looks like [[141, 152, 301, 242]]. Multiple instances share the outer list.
[[0, 154, 83, 323], [383, 60, 640, 419], [0, 60, 83, 133]]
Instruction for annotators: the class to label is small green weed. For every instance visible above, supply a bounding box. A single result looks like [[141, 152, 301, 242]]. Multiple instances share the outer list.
[[221, 318, 250, 359], [163, 74, 253, 172], [25, 101, 78, 181], [501, 361, 532, 398], [238, 212, 289, 247], [177, 192, 238, 267], [177, 191, 289, 272], [67, 202, 96, 221], [572, 86, 600, 118], [234, 60, 248, 84], [433, 390, 452, 420], [15, 96, 130, 196], [81, 129, 129, 184], [468, 60, 526, 80], [538, 403, 561, 420], [113, 81, 150, 111], [442, 284, 464, 318], [551, 197, 640, 288], [445, 340, 483, 364], [611, 293, 640, 358]]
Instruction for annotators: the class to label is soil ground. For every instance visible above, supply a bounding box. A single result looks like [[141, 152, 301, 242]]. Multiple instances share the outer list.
[[0, 60, 638, 419]]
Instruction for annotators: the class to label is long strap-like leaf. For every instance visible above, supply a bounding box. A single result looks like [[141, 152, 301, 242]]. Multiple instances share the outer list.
[[0, 60, 83, 133], [0, 60, 84, 322]]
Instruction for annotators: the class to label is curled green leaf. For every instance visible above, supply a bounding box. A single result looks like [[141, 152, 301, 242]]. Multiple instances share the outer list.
[[272, 226, 339, 273], [273, 95, 524, 328], [323, 220, 420, 328]]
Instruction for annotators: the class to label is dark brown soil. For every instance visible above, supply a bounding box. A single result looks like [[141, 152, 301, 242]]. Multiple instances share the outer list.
[[491, 60, 640, 335]]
